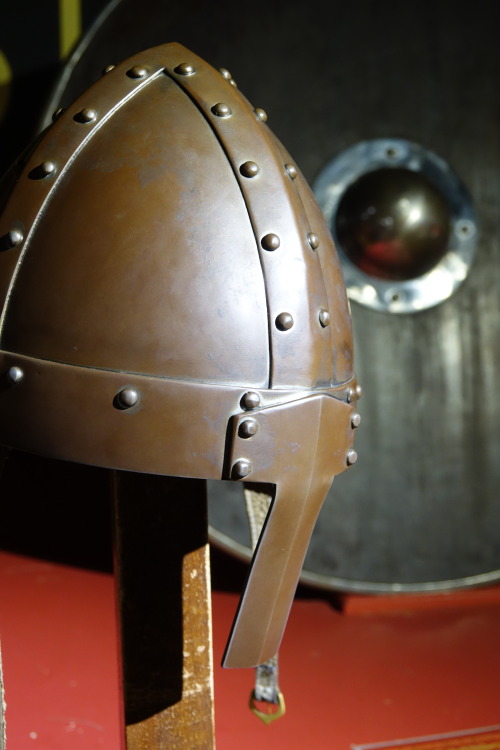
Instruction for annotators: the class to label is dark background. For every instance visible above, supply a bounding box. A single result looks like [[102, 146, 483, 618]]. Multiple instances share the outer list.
[[1, 1, 109, 175]]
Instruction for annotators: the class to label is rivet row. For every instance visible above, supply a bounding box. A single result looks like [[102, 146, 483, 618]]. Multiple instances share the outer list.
[[34, 58, 330, 352], [4, 375, 145, 410], [2, 367, 358, 473], [168, 59, 333, 339]]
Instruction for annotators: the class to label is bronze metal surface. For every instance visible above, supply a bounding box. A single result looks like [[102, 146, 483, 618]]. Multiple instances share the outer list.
[[48, 0, 500, 592], [224, 393, 354, 667], [0, 42, 352, 391], [0, 42, 356, 666], [335, 167, 451, 281], [0, 352, 354, 482]]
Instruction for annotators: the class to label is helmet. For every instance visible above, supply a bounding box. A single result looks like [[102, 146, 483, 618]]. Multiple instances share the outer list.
[[0, 43, 359, 668]]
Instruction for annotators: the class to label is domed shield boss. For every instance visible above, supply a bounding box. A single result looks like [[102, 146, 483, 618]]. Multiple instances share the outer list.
[[0, 43, 359, 668]]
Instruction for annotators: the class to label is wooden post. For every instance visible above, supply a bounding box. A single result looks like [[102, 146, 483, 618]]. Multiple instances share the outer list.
[[113, 472, 215, 749]]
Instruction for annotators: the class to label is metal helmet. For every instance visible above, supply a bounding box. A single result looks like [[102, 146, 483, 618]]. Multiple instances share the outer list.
[[0, 43, 359, 668]]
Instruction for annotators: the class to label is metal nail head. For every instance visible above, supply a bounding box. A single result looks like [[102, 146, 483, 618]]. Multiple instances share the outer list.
[[232, 459, 252, 479], [238, 419, 259, 439]]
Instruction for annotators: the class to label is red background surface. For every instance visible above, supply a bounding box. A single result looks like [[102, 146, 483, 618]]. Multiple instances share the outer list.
[[1, 550, 499, 749]]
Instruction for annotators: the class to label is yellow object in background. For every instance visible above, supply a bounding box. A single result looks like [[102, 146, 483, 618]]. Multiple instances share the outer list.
[[0, 49, 12, 122], [59, 0, 82, 59]]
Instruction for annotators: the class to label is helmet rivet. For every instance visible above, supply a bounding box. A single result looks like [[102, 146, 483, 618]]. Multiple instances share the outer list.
[[115, 387, 140, 409], [4, 228, 24, 248], [319, 309, 330, 327], [238, 419, 259, 439], [174, 62, 195, 76], [285, 163, 297, 180], [7, 366, 23, 384], [275, 312, 294, 331], [255, 107, 268, 122], [241, 391, 261, 410], [261, 233, 280, 251], [52, 107, 64, 121], [351, 412, 362, 428], [347, 387, 356, 403], [103, 64, 115, 74], [211, 102, 231, 118], [30, 160, 56, 179], [308, 232, 320, 250], [240, 161, 260, 178], [75, 107, 97, 123], [232, 459, 252, 479], [347, 449, 358, 466], [219, 67, 232, 79], [127, 65, 148, 79], [229, 78, 238, 87], [41, 161, 55, 175], [356, 384, 363, 399]]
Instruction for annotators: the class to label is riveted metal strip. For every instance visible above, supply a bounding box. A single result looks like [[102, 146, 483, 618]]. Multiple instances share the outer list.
[[274, 138, 356, 386], [0, 55, 169, 337], [0, 351, 356, 478], [226, 392, 356, 483], [160, 45, 333, 389]]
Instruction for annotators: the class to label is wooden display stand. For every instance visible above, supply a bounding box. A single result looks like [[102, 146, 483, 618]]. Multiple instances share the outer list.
[[113, 473, 215, 749]]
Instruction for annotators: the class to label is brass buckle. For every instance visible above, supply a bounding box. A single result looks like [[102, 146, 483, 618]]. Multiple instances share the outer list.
[[249, 690, 286, 725]]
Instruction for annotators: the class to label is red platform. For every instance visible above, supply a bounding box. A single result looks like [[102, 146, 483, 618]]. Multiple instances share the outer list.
[[1, 550, 499, 749]]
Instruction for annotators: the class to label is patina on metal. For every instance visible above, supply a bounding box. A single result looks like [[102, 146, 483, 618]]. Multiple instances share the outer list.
[[0, 42, 357, 669]]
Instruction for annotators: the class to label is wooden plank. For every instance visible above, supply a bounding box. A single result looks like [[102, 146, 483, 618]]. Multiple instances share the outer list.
[[113, 473, 215, 749]]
